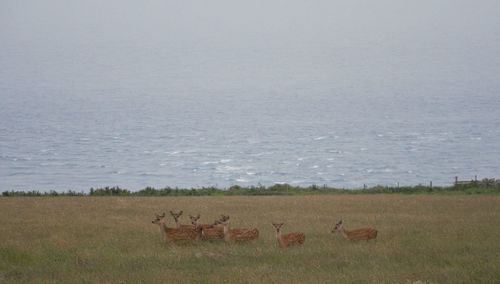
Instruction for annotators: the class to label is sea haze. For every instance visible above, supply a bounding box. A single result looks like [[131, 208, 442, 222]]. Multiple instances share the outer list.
[[1, 0, 499, 191]]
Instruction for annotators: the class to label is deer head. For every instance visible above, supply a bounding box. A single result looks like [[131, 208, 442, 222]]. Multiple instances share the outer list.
[[189, 214, 201, 225], [152, 213, 166, 225], [272, 223, 284, 232], [169, 210, 183, 222], [332, 220, 343, 233]]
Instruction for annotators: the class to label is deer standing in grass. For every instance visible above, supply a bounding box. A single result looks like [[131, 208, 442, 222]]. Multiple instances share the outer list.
[[272, 223, 305, 248], [216, 216, 259, 242], [170, 211, 196, 229], [191, 215, 227, 241], [332, 220, 377, 241], [152, 213, 200, 241]]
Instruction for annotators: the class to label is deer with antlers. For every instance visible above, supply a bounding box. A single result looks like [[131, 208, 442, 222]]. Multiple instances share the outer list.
[[332, 220, 377, 241], [216, 215, 259, 242], [152, 213, 200, 241], [272, 223, 305, 248]]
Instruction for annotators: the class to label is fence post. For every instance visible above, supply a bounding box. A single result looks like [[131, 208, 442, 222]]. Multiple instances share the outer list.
[[455, 176, 458, 186]]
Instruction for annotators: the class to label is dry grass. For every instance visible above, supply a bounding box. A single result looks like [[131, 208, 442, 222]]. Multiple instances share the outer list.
[[1, 195, 499, 283]]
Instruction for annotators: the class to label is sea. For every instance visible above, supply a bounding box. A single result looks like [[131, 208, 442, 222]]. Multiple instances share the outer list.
[[1, 0, 499, 191]]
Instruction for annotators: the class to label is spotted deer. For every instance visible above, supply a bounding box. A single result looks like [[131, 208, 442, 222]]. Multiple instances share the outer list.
[[192, 214, 227, 241], [152, 213, 200, 241], [216, 216, 259, 242], [272, 223, 305, 247], [332, 220, 377, 241], [170, 210, 195, 229]]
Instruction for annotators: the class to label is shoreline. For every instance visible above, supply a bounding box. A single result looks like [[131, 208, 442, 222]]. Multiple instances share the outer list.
[[2, 179, 499, 196]]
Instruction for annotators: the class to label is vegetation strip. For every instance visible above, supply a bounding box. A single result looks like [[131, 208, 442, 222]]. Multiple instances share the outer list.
[[2, 178, 500, 196]]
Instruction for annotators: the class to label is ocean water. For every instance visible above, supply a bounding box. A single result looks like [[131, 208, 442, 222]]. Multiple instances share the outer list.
[[1, 0, 499, 190]]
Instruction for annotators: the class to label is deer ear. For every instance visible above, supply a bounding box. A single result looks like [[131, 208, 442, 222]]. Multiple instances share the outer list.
[[180, 210, 183, 215], [197, 214, 200, 218]]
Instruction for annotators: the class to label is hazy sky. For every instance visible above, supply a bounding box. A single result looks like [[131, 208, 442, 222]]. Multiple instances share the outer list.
[[1, 0, 500, 96]]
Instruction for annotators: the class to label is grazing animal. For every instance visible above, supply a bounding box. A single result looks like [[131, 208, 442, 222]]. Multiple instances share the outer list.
[[217, 216, 259, 242], [332, 220, 377, 241], [152, 213, 199, 241], [196, 215, 228, 241], [189, 214, 216, 230], [272, 223, 305, 247], [170, 210, 195, 229]]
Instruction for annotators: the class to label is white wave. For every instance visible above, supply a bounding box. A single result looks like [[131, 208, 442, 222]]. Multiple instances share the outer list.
[[220, 159, 232, 163], [251, 151, 273, 157], [216, 165, 241, 172], [314, 136, 327, 140], [236, 177, 249, 183]]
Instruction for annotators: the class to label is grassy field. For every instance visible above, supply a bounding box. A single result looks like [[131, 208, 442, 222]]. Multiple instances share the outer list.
[[1, 195, 499, 283]]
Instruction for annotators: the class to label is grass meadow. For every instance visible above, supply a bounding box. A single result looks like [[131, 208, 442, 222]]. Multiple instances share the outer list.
[[1, 195, 499, 283]]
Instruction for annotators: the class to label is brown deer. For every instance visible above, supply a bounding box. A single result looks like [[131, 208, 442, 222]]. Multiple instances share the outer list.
[[192, 214, 227, 241], [272, 223, 305, 248], [170, 210, 195, 229], [332, 220, 377, 241], [152, 213, 200, 241], [216, 216, 259, 242]]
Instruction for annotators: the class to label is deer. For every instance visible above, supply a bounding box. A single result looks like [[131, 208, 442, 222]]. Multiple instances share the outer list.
[[187, 214, 227, 241], [332, 219, 377, 241], [151, 213, 200, 241], [169, 210, 196, 229], [216, 215, 259, 242], [272, 223, 305, 248]]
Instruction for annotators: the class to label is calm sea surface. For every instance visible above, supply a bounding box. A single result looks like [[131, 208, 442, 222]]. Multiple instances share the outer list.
[[1, 0, 499, 190]]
